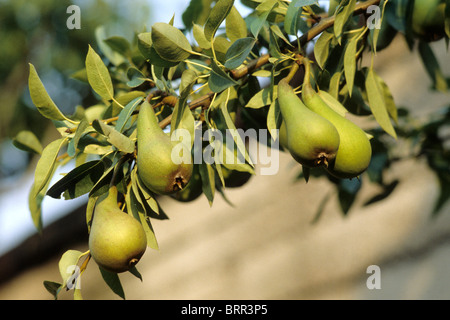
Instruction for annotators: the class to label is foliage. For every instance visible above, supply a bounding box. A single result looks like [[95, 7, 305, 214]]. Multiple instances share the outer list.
[[13, 0, 450, 299]]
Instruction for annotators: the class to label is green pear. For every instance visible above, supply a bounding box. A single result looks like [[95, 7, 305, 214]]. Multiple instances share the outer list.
[[137, 101, 193, 195], [277, 78, 340, 168], [171, 164, 203, 202], [88, 186, 147, 273], [301, 81, 372, 179], [279, 120, 288, 151], [411, 0, 446, 42]]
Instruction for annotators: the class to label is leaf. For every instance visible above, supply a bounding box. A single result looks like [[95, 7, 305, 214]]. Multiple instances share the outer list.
[[46, 159, 108, 200], [250, 0, 277, 38], [99, 267, 125, 299], [317, 90, 348, 117], [209, 60, 238, 93], [344, 36, 358, 96], [127, 179, 159, 250], [67, 118, 90, 157], [199, 161, 216, 205], [266, 99, 282, 141], [92, 120, 135, 153], [43, 281, 62, 299], [85, 45, 114, 101], [193, 23, 211, 49], [115, 97, 143, 133], [224, 37, 256, 70], [28, 64, 71, 122], [338, 176, 362, 214], [103, 36, 131, 56], [365, 68, 397, 139], [151, 22, 193, 62], [334, 0, 356, 44], [126, 67, 147, 88], [417, 41, 448, 92], [245, 85, 277, 108], [226, 6, 248, 43], [204, 0, 235, 40], [372, 71, 398, 125], [314, 31, 334, 69], [171, 70, 196, 146], [58, 250, 83, 295], [284, 0, 303, 35], [12, 130, 43, 154], [33, 138, 66, 198], [95, 26, 126, 66]]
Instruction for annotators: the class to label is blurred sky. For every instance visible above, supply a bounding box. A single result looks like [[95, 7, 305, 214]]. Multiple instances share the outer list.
[[0, 0, 329, 256]]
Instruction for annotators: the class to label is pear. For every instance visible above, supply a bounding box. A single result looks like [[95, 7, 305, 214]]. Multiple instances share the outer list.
[[301, 80, 372, 179], [277, 78, 340, 168], [278, 120, 288, 151], [88, 186, 147, 273], [171, 164, 203, 202], [137, 101, 193, 195]]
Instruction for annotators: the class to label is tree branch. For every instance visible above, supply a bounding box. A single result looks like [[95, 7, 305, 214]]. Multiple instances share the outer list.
[[157, 0, 382, 129]]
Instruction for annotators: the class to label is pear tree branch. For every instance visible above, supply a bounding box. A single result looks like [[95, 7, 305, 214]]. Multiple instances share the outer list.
[[152, 0, 382, 128]]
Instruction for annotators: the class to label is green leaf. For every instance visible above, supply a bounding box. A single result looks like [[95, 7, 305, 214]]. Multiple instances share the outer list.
[[343, 36, 358, 96], [226, 6, 248, 43], [115, 97, 143, 133], [284, 0, 303, 35], [58, 250, 83, 293], [12, 130, 43, 154], [128, 173, 159, 250], [250, 0, 276, 38], [85, 45, 114, 101], [338, 177, 362, 214], [245, 85, 277, 108], [46, 160, 109, 200], [372, 71, 398, 125], [33, 138, 67, 198], [417, 41, 448, 92], [204, 0, 235, 40], [199, 161, 216, 205], [126, 67, 147, 88], [43, 281, 62, 300], [317, 90, 348, 117], [151, 22, 193, 62], [334, 0, 356, 44], [68, 118, 90, 157], [208, 60, 238, 93], [365, 68, 397, 139], [103, 36, 131, 56], [224, 37, 256, 70], [28, 64, 72, 122], [99, 267, 125, 299], [193, 23, 211, 49], [95, 26, 126, 66], [314, 31, 334, 69], [171, 70, 196, 146], [92, 120, 135, 153], [266, 99, 282, 141]]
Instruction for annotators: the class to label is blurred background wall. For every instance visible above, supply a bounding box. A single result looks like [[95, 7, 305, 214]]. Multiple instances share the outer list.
[[0, 0, 449, 300]]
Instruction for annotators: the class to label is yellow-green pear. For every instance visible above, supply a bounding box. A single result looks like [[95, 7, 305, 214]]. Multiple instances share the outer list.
[[137, 101, 193, 195], [171, 164, 203, 202], [277, 78, 340, 168], [301, 80, 372, 179], [88, 186, 147, 273]]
